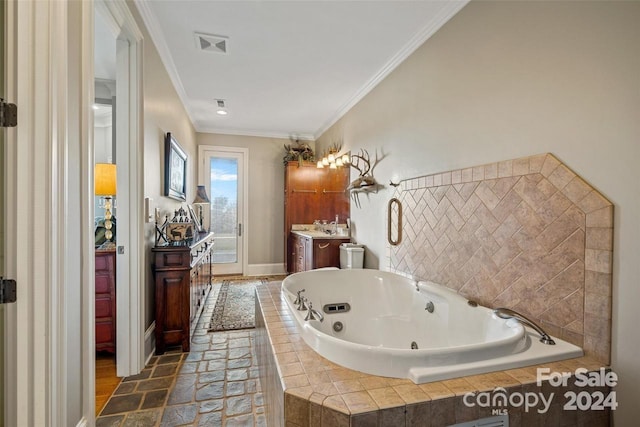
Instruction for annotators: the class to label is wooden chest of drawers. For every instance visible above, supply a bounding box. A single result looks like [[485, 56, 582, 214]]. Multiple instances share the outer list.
[[152, 232, 214, 354], [95, 249, 116, 353]]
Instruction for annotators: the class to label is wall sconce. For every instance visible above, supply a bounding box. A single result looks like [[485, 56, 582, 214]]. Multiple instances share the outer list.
[[95, 163, 117, 248], [192, 185, 211, 231]]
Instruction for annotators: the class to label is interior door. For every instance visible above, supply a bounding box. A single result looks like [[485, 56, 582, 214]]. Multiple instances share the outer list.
[[200, 147, 246, 275]]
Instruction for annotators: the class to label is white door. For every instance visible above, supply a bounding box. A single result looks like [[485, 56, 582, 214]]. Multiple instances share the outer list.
[[199, 146, 247, 275]]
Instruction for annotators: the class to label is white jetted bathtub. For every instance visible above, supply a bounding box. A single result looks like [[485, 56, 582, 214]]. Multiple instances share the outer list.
[[281, 269, 583, 383]]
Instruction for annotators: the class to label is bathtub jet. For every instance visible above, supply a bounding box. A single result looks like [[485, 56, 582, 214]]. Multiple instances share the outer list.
[[282, 269, 583, 384]]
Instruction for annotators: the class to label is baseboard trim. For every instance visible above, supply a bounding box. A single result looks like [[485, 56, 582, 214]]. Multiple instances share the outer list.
[[245, 263, 286, 277], [144, 321, 156, 365]]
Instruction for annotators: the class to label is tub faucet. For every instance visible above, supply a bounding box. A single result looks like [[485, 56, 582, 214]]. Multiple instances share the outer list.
[[294, 289, 306, 305], [304, 302, 324, 322], [494, 307, 555, 345], [297, 296, 309, 311]]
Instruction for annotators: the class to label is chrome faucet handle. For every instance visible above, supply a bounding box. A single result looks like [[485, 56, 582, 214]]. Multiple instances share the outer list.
[[304, 302, 324, 322], [494, 307, 556, 345], [297, 296, 308, 311], [294, 289, 306, 305]]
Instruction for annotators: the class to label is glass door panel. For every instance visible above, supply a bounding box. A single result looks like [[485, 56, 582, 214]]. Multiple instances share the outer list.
[[202, 148, 245, 275], [210, 157, 239, 264]]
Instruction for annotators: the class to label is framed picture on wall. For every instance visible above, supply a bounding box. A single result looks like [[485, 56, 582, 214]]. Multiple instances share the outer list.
[[164, 132, 187, 201]]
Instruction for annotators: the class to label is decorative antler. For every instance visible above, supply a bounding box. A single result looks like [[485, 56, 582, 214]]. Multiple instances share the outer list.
[[349, 149, 371, 177]]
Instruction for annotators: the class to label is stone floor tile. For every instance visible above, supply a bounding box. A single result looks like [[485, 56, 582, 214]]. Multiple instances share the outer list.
[[229, 347, 251, 359], [190, 343, 212, 352], [227, 358, 252, 369], [228, 338, 251, 348], [226, 381, 245, 396], [198, 411, 223, 426], [199, 399, 224, 413], [245, 379, 257, 394], [224, 413, 255, 427], [253, 393, 263, 407], [122, 409, 161, 427], [225, 395, 253, 416], [167, 382, 196, 406], [96, 414, 125, 427], [123, 369, 151, 382], [179, 362, 199, 374], [157, 354, 183, 365], [195, 382, 225, 401], [192, 335, 211, 344], [141, 389, 168, 409], [208, 359, 227, 371], [114, 382, 136, 395], [153, 363, 178, 377], [204, 349, 228, 360], [210, 342, 228, 350], [227, 368, 249, 381], [101, 394, 143, 415], [199, 370, 226, 383], [136, 377, 174, 391], [160, 403, 198, 426], [186, 351, 203, 362]]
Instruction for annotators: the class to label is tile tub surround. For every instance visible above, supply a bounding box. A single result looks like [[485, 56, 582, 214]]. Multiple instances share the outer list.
[[256, 281, 611, 426], [389, 153, 613, 364]]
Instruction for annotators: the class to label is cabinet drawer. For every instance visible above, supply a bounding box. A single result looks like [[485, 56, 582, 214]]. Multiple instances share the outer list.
[[96, 321, 115, 344], [95, 296, 114, 318], [95, 274, 114, 294], [155, 252, 190, 269], [95, 253, 114, 272]]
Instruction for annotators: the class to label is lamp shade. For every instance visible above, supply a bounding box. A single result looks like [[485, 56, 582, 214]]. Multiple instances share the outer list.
[[95, 163, 117, 196], [193, 185, 210, 204]]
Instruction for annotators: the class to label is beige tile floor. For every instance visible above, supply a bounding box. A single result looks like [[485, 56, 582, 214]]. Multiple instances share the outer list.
[[96, 280, 266, 427]]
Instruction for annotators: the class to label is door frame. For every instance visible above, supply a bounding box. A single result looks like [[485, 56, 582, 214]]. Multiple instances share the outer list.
[[198, 145, 249, 275], [3, 0, 144, 425], [97, 0, 146, 379]]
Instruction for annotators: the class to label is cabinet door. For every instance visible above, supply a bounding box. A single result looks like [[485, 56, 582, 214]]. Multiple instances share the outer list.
[[312, 239, 347, 269], [318, 167, 350, 223]]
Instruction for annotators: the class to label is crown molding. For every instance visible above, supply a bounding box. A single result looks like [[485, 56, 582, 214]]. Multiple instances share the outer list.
[[313, 0, 469, 140], [133, 0, 197, 125], [196, 125, 315, 141]]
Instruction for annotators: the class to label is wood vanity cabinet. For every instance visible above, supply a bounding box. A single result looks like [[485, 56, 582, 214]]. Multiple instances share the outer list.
[[284, 161, 350, 273], [290, 233, 350, 272], [152, 232, 214, 354], [95, 249, 116, 353]]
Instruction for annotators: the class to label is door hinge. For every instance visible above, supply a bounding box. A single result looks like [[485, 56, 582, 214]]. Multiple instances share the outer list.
[[0, 98, 18, 127], [0, 278, 17, 304]]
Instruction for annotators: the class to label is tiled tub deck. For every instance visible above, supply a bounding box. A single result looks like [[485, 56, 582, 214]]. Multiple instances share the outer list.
[[256, 281, 611, 426]]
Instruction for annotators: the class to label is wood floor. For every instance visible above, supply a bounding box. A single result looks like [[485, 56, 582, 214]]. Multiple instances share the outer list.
[[95, 352, 121, 415]]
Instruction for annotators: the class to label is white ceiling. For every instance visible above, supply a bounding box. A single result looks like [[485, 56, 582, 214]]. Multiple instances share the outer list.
[[133, 0, 468, 140]]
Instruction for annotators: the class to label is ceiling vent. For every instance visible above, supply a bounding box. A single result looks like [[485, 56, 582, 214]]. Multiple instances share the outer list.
[[194, 32, 228, 54]]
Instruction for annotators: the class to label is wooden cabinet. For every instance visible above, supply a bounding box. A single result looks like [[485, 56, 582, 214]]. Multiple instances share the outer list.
[[290, 233, 350, 272], [152, 232, 214, 354], [284, 162, 350, 273], [95, 249, 116, 353]]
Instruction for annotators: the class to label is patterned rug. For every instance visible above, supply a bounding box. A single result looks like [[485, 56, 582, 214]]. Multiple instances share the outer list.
[[208, 279, 264, 332]]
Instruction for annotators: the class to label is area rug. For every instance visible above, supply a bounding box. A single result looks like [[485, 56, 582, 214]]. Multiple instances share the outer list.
[[208, 279, 265, 332]]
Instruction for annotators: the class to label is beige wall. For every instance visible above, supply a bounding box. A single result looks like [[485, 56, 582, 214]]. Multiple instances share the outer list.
[[316, 1, 639, 423], [197, 133, 290, 266], [129, 5, 198, 329]]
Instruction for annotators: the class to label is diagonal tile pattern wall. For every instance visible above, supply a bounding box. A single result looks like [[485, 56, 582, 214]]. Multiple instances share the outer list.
[[389, 154, 613, 364]]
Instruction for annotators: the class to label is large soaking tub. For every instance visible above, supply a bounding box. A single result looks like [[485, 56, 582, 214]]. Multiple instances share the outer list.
[[281, 269, 583, 383]]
